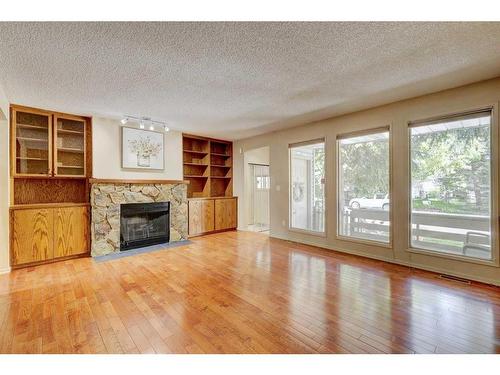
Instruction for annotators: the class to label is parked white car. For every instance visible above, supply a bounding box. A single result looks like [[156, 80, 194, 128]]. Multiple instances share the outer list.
[[349, 194, 389, 210]]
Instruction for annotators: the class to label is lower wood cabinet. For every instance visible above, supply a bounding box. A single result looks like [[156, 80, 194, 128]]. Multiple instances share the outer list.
[[215, 198, 237, 231], [189, 199, 215, 236], [188, 197, 237, 237], [12, 208, 54, 265], [54, 206, 89, 258], [10, 204, 89, 267]]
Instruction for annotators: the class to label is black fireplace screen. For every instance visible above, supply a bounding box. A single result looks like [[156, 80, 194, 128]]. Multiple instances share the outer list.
[[120, 202, 170, 251]]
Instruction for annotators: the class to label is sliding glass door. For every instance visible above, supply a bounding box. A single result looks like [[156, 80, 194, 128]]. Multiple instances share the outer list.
[[409, 110, 493, 260]]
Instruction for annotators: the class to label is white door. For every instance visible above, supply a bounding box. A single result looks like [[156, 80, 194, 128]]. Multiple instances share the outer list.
[[251, 164, 270, 231]]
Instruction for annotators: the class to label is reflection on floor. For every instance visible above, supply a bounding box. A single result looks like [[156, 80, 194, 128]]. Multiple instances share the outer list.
[[0, 231, 498, 353], [246, 224, 269, 234]]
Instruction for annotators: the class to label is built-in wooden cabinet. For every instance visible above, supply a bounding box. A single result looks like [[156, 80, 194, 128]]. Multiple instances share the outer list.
[[11, 207, 54, 265], [10, 204, 89, 267], [215, 198, 237, 231], [54, 114, 87, 177], [183, 134, 233, 198], [9, 104, 92, 269], [11, 105, 90, 178], [188, 197, 237, 237], [184, 133, 237, 237], [188, 199, 215, 236], [53, 206, 89, 258], [12, 107, 53, 176]]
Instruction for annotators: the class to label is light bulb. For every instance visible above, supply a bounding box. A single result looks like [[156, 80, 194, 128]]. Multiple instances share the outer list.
[[120, 118, 128, 125], [139, 121, 145, 129], [164, 126, 170, 132], [149, 125, 154, 131]]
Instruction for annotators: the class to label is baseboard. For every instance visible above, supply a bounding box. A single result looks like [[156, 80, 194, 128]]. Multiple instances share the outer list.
[[0, 266, 11, 275], [269, 233, 500, 287]]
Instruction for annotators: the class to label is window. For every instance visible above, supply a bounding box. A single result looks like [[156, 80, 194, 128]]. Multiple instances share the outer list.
[[289, 139, 325, 233], [337, 129, 390, 243], [410, 110, 492, 260]]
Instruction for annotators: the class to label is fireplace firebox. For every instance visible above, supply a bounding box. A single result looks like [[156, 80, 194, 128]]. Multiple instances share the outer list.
[[120, 202, 170, 251]]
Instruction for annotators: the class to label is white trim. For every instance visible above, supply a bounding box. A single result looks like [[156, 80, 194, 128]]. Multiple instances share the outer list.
[[288, 227, 327, 238], [269, 233, 500, 287], [0, 266, 11, 275]]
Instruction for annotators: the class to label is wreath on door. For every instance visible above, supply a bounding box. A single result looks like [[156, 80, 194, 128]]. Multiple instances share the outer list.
[[293, 182, 305, 202]]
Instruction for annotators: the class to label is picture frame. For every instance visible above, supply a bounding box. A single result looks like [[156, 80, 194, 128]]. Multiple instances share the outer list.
[[121, 126, 165, 170]]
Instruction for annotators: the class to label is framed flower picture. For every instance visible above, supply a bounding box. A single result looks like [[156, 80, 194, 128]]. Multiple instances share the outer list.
[[121, 127, 164, 170]]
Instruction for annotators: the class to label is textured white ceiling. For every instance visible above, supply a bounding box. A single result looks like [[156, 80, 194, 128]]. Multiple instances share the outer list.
[[0, 22, 499, 140]]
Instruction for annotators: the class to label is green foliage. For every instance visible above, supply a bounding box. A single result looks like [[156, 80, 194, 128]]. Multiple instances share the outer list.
[[411, 125, 490, 214], [340, 138, 389, 197]]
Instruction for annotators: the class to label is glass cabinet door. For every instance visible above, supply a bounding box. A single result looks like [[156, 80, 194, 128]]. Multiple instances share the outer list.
[[13, 109, 52, 176], [54, 115, 86, 177]]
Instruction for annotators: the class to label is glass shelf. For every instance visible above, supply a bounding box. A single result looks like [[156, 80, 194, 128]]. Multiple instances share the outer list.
[[55, 116, 86, 176], [14, 110, 51, 175]]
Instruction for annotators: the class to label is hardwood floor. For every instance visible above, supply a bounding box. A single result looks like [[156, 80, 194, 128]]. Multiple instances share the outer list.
[[0, 231, 499, 354]]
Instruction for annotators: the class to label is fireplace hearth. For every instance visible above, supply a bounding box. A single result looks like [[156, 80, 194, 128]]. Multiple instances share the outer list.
[[120, 202, 170, 251]]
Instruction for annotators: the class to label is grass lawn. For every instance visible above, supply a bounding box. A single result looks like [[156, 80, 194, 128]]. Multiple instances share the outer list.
[[412, 198, 487, 215]]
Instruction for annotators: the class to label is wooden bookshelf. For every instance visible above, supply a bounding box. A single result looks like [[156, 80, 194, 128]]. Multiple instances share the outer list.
[[183, 134, 233, 198], [183, 133, 237, 237]]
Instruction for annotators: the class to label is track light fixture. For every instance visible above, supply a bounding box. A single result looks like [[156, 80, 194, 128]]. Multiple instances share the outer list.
[[121, 115, 170, 132]]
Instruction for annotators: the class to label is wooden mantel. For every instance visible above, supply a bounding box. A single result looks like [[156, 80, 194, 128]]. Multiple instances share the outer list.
[[89, 178, 190, 184]]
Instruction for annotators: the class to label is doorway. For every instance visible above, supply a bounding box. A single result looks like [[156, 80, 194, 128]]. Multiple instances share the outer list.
[[249, 164, 270, 232], [243, 146, 270, 234]]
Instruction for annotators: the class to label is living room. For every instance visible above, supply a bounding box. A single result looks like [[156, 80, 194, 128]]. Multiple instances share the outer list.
[[0, 2, 499, 372]]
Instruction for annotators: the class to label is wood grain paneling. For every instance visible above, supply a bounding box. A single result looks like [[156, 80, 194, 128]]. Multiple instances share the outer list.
[[0, 231, 499, 354], [13, 177, 87, 204], [54, 206, 89, 257], [11, 208, 53, 265], [188, 199, 215, 236], [214, 197, 237, 231]]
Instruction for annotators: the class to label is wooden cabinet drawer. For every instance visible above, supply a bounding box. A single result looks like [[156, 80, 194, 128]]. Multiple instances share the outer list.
[[214, 198, 237, 231], [54, 206, 89, 257], [189, 199, 215, 236], [11, 208, 54, 265]]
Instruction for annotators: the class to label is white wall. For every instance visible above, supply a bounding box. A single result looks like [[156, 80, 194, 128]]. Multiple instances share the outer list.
[[92, 117, 183, 180], [0, 85, 10, 273], [234, 77, 500, 286], [242, 147, 270, 228]]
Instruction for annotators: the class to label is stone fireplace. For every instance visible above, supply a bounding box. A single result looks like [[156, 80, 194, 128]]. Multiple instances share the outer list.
[[90, 180, 188, 256]]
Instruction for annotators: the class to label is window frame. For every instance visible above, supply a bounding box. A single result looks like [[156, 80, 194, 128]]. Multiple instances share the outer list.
[[335, 125, 393, 248], [288, 138, 327, 237], [407, 106, 500, 267]]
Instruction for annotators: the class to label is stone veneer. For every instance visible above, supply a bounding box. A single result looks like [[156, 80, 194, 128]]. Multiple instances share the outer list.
[[90, 182, 188, 256]]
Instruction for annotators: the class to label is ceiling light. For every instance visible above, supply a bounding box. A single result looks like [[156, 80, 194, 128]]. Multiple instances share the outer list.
[[149, 125, 154, 131], [120, 118, 128, 125], [164, 126, 170, 132], [139, 120, 145, 129]]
